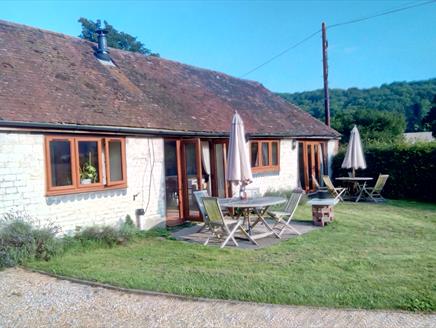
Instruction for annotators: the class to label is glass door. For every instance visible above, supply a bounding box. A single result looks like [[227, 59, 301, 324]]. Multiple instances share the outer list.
[[164, 140, 182, 224], [181, 139, 203, 220], [299, 141, 327, 192]]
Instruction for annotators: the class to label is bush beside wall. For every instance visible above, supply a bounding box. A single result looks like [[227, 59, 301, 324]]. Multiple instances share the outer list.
[[0, 212, 171, 269], [0, 213, 61, 268], [332, 142, 436, 202]]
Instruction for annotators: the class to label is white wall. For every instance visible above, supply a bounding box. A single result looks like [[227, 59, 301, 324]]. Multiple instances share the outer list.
[[0, 133, 166, 234], [234, 139, 299, 196]]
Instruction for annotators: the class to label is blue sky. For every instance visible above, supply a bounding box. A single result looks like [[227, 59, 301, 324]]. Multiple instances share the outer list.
[[2, 0, 435, 92]]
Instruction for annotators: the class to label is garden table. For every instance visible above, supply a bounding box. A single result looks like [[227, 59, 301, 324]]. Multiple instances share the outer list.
[[335, 177, 373, 202], [219, 196, 286, 239]]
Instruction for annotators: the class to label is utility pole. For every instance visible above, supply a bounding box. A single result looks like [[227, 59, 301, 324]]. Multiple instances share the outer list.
[[322, 22, 330, 127]]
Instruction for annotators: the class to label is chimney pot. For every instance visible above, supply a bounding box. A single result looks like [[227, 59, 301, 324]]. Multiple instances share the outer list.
[[95, 21, 111, 62]]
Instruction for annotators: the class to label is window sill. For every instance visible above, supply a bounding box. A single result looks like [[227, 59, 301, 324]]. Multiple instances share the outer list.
[[252, 166, 280, 174], [46, 184, 127, 197]]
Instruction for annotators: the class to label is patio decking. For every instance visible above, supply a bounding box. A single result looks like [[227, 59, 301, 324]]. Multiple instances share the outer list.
[[171, 220, 320, 249]]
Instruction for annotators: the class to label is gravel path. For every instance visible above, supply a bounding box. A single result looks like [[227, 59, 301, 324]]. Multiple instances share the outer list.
[[0, 268, 434, 328]]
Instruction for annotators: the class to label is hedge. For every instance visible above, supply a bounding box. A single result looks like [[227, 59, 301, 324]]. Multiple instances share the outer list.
[[332, 142, 436, 202]]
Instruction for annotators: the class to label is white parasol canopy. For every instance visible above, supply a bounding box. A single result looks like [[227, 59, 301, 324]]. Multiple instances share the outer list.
[[341, 125, 367, 176], [226, 112, 253, 187]]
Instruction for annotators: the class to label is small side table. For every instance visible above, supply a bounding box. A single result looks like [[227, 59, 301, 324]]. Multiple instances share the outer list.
[[307, 198, 339, 227]]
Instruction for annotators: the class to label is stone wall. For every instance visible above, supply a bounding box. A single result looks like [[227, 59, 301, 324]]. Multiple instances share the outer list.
[[0, 133, 166, 234], [0, 132, 338, 231]]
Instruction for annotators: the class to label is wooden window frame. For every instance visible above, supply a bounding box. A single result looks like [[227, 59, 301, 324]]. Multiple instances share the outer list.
[[75, 137, 104, 190], [44, 136, 77, 194], [250, 140, 280, 173], [105, 138, 127, 187], [45, 136, 127, 196]]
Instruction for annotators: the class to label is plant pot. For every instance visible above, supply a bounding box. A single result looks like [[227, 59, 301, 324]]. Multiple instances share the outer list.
[[81, 178, 92, 185]]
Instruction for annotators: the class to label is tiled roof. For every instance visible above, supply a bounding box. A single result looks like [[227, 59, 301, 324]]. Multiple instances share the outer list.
[[0, 20, 340, 138]]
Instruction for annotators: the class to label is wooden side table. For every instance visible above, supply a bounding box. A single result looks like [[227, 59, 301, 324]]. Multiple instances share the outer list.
[[307, 198, 339, 227]]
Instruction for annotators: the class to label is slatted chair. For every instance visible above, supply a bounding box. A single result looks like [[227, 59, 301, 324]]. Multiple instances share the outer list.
[[267, 190, 303, 237], [322, 175, 346, 201], [312, 174, 328, 191], [194, 190, 209, 232], [202, 197, 258, 248], [363, 174, 389, 202]]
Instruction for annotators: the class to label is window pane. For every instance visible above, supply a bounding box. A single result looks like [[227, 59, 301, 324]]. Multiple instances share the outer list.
[[50, 140, 73, 187], [109, 141, 123, 182], [272, 142, 278, 166], [251, 143, 259, 167], [261, 142, 269, 166], [78, 141, 100, 184], [185, 143, 197, 176]]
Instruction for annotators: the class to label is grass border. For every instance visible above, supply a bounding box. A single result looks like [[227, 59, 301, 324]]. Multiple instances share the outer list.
[[22, 266, 433, 315]]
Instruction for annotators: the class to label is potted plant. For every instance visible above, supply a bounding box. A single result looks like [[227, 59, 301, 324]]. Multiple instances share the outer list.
[[80, 161, 97, 184]]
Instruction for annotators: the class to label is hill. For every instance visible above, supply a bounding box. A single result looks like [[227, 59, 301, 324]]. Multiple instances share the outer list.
[[278, 79, 436, 132]]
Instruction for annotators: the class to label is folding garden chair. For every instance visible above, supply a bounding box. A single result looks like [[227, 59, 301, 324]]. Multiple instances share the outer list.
[[322, 175, 346, 201], [267, 190, 303, 237], [202, 197, 258, 248], [363, 174, 389, 202], [312, 174, 328, 191], [194, 190, 209, 232]]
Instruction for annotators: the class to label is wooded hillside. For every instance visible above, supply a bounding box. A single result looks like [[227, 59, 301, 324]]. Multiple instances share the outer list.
[[278, 79, 436, 133]]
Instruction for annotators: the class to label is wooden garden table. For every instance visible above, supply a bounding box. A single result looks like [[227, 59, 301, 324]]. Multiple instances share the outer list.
[[335, 177, 373, 202], [219, 196, 286, 239]]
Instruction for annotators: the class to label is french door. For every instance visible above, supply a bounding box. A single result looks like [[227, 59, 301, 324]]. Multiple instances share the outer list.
[[164, 138, 232, 224], [299, 141, 327, 192], [180, 139, 203, 220]]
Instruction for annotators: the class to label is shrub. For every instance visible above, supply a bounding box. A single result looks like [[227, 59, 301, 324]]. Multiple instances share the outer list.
[[75, 225, 120, 246], [0, 213, 61, 268], [332, 141, 436, 202], [74, 217, 141, 247]]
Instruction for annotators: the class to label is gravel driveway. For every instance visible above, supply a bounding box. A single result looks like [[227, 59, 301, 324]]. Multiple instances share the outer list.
[[0, 268, 434, 328]]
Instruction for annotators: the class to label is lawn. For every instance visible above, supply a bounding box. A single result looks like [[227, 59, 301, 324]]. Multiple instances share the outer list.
[[27, 200, 436, 311]]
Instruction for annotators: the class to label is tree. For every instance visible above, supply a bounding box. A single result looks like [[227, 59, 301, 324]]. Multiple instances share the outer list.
[[423, 95, 436, 137], [331, 109, 406, 144], [407, 102, 424, 132], [78, 18, 158, 56], [278, 78, 436, 133]]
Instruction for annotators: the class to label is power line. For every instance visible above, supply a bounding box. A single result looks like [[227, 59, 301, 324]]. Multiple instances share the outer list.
[[240, 29, 321, 78], [329, 0, 436, 29], [240, 0, 436, 78]]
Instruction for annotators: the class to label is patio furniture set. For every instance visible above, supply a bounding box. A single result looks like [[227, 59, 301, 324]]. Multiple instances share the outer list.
[[193, 173, 389, 248], [307, 174, 389, 227], [312, 174, 389, 203], [194, 190, 303, 248], [190, 113, 389, 249]]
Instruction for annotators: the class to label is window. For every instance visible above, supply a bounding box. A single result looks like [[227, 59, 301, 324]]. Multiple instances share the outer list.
[[45, 136, 127, 195], [105, 138, 126, 185], [250, 140, 280, 172]]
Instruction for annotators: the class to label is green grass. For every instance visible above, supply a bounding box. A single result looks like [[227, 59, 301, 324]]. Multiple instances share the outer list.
[[27, 200, 436, 311]]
